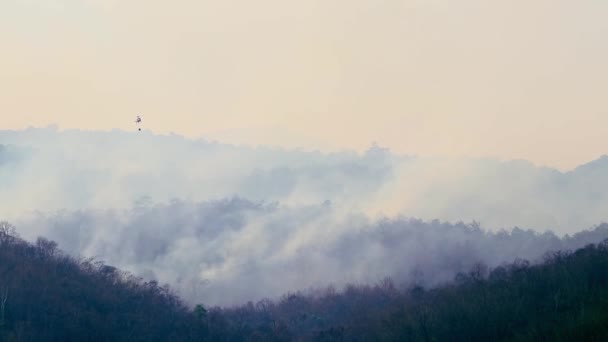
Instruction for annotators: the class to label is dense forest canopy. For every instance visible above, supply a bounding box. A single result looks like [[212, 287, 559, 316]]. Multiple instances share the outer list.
[[0, 222, 202, 341], [1, 221, 608, 341]]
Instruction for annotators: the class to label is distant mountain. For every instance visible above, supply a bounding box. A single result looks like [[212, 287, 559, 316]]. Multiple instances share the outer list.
[[570, 154, 608, 176], [1, 127, 607, 233]]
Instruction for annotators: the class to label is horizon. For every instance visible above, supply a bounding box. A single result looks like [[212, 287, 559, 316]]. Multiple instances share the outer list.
[[2, 126, 608, 237], [3, 125, 607, 172], [2, 1, 608, 170]]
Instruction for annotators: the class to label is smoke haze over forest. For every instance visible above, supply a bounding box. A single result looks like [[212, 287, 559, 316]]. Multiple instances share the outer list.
[[2, 127, 608, 305], [3, 2, 608, 339]]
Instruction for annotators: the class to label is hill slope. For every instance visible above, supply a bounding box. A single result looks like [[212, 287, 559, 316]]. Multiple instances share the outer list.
[[217, 239, 608, 341], [0, 222, 206, 342], [2, 220, 608, 341]]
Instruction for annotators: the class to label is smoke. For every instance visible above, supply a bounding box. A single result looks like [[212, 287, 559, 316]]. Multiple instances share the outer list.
[[13, 198, 608, 306], [0, 127, 396, 219], [2, 127, 608, 233], [3, 127, 608, 305]]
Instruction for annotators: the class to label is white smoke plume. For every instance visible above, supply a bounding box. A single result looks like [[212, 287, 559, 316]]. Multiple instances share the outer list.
[[2, 127, 608, 305]]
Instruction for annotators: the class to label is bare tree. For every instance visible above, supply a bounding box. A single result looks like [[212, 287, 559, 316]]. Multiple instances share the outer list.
[[36, 237, 58, 258], [0, 221, 17, 245]]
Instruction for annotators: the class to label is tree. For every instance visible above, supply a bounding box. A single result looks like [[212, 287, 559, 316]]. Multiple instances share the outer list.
[[35, 237, 58, 258], [194, 304, 208, 320], [0, 287, 8, 327], [0, 222, 17, 244]]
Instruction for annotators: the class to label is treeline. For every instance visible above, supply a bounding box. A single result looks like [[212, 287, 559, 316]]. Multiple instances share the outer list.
[[2, 221, 608, 341], [0, 222, 206, 341], [211, 240, 608, 341]]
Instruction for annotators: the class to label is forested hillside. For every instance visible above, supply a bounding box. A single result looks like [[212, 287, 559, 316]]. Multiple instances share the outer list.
[[214, 240, 608, 341], [0, 222, 206, 342], [2, 220, 608, 341]]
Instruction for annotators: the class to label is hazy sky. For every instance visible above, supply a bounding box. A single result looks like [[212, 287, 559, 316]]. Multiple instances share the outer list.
[[1, 0, 607, 169]]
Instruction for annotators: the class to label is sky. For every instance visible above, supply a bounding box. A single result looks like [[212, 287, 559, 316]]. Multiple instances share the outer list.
[[1, 0, 608, 170]]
